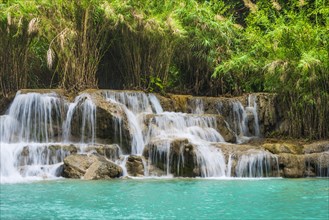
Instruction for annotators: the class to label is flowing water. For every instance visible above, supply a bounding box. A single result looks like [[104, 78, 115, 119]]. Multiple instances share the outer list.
[[0, 90, 327, 182], [0, 178, 328, 219]]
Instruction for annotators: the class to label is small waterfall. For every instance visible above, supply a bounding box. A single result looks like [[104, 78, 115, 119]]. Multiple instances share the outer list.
[[146, 113, 227, 177], [62, 103, 77, 142], [103, 91, 153, 155], [0, 91, 98, 183], [305, 151, 329, 177], [148, 94, 163, 114], [226, 154, 233, 177], [192, 98, 204, 114], [246, 95, 260, 137], [195, 144, 226, 177], [216, 95, 261, 143], [117, 155, 129, 177], [0, 92, 63, 143], [235, 150, 279, 178], [79, 94, 96, 144]]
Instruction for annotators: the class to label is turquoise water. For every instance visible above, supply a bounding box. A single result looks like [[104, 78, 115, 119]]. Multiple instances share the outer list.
[[1, 178, 328, 219]]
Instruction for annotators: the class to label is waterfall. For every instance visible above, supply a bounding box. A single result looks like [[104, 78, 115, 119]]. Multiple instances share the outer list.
[[305, 151, 329, 177], [235, 150, 279, 178], [0, 91, 97, 183], [216, 95, 261, 143], [1, 90, 282, 182], [192, 98, 204, 114], [0, 92, 63, 143], [246, 95, 260, 137], [102, 91, 153, 155]]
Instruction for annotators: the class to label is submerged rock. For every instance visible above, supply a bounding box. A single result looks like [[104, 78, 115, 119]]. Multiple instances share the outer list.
[[63, 154, 122, 180]]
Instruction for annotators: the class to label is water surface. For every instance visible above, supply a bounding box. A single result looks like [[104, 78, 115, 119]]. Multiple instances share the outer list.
[[1, 178, 328, 219]]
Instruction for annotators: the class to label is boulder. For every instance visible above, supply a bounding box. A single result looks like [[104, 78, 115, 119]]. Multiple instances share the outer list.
[[126, 155, 145, 177], [277, 153, 305, 178], [70, 93, 132, 154], [144, 138, 198, 177], [63, 154, 122, 179]]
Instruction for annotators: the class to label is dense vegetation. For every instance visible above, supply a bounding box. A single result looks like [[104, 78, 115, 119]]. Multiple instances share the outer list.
[[0, 0, 328, 139]]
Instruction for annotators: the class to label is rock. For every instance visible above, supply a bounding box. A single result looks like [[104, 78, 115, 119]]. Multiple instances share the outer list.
[[63, 154, 97, 178], [48, 144, 78, 154], [71, 93, 132, 154], [84, 156, 122, 180], [126, 155, 145, 177], [157, 94, 191, 112], [63, 154, 122, 179], [144, 138, 198, 177], [304, 152, 329, 177], [0, 93, 15, 115], [262, 142, 303, 154], [277, 154, 305, 178], [84, 144, 120, 161], [214, 115, 236, 143], [18, 144, 76, 167], [303, 141, 329, 154]]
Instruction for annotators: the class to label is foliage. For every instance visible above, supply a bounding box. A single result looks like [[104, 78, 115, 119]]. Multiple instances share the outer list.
[[0, 0, 328, 139]]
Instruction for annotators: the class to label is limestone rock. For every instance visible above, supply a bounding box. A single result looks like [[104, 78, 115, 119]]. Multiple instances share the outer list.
[[84, 156, 122, 180], [71, 93, 132, 154], [63, 154, 122, 179], [262, 142, 303, 154], [126, 155, 145, 177], [278, 153, 305, 178], [144, 138, 198, 177], [84, 144, 120, 161], [303, 141, 329, 154]]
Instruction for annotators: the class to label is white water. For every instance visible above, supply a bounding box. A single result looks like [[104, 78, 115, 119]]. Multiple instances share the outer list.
[[216, 94, 261, 143], [0, 92, 97, 183], [1, 90, 279, 182], [235, 150, 279, 178]]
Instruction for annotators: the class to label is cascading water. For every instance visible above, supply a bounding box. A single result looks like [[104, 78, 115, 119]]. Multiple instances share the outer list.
[[235, 150, 279, 178], [1, 90, 280, 182], [216, 94, 261, 143], [0, 92, 97, 183]]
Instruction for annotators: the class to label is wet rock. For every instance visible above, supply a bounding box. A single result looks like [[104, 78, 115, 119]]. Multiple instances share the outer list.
[[18, 144, 76, 167], [63, 154, 122, 179], [84, 157, 122, 180], [71, 93, 132, 154], [304, 152, 329, 177], [0, 93, 15, 115], [277, 154, 305, 178], [48, 144, 78, 154], [214, 115, 236, 143], [126, 155, 145, 177], [144, 138, 198, 177], [85, 144, 120, 161]]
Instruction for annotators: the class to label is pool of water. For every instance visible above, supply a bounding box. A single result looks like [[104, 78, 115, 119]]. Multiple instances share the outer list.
[[1, 178, 328, 219]]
